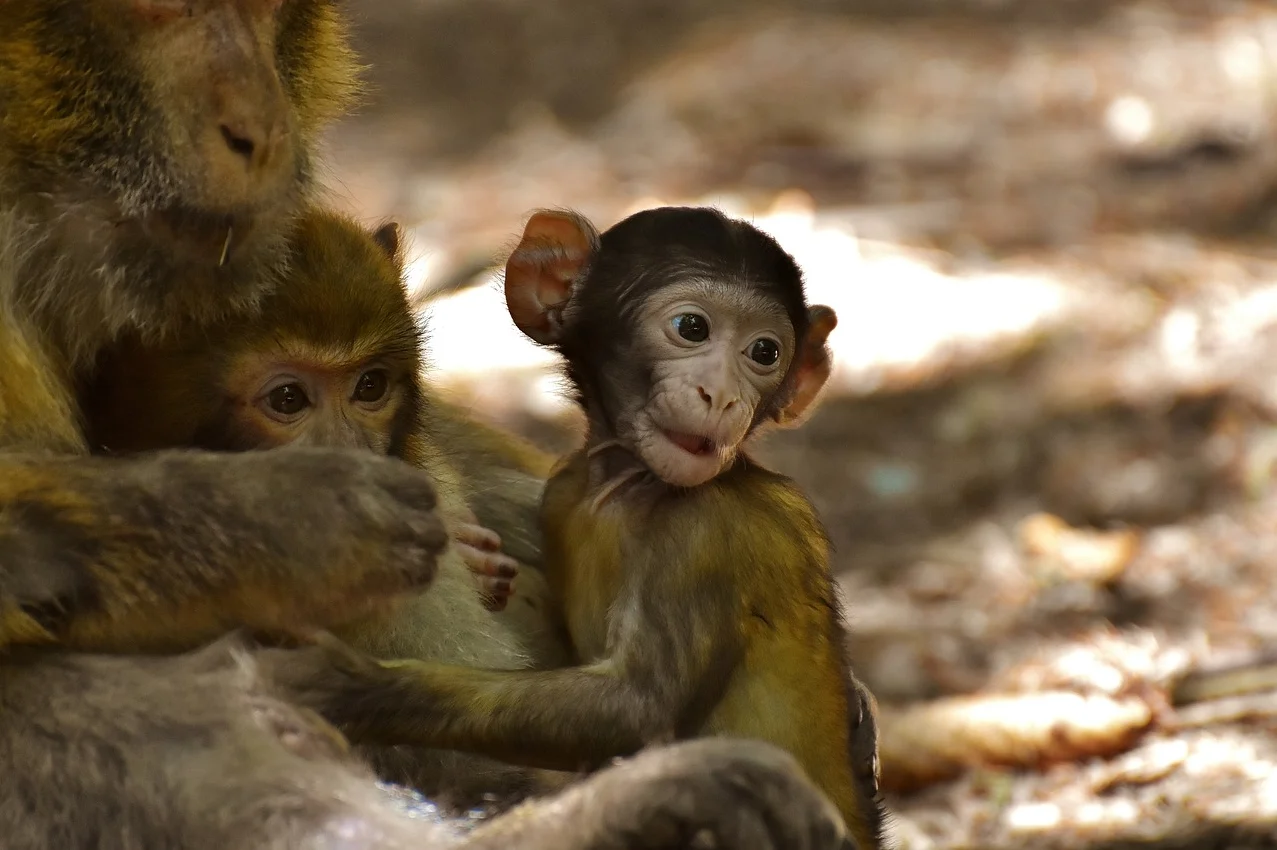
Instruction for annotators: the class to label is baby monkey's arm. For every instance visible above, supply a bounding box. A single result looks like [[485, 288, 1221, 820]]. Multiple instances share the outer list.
[[269, 534, 743, 772]]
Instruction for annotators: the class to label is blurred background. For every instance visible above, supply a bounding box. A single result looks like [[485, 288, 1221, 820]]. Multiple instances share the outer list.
[[326, 2, 1277, 847]]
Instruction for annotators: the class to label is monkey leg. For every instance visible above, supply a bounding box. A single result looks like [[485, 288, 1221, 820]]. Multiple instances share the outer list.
[[361, 744, 573, 814], [0, 446, 448, 652], [0, 638, 470, 850], [457, 738, 850, 850], [2, 640, 848, 850]]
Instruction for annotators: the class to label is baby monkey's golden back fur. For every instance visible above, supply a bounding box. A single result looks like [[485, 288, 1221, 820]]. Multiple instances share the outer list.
[[543, 453, 885, 850]]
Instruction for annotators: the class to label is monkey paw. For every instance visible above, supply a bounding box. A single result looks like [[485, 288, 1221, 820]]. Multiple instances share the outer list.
[[251, 630, 401, 724], [0, 524, 99, 646], [112, 447, 450, 629], [466, 738, 849, 850], [453, 521, 519, 612]]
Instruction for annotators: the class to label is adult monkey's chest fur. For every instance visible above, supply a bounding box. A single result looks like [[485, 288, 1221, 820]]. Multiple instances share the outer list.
[[541, 455, 632, 662]]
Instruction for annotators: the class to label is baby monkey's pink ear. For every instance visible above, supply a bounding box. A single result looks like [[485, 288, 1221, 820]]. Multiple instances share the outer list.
[[504, 210, 598, 345], [773, 305, 838, 427]]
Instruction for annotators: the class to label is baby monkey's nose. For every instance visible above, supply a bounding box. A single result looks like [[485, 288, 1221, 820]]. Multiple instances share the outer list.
[[697, 386, 736, 412]]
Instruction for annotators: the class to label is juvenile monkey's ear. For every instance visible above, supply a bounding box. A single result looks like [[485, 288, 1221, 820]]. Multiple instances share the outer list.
[[504, 210, 598, 345], [773, 304, 838, 427], [372, 223, 402, 261]]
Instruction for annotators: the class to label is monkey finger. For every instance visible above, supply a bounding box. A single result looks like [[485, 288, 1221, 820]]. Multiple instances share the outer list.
[[454, 522, 503, 552], [456, 542, 521, 580], [479, 578, 515, 611], [454, 505, 482, 525], [481, 593, 509, 613]]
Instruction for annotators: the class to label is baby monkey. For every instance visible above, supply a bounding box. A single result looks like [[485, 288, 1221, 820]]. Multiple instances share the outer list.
[[299, 207, 886, 849], [83, 211, 520, 611]]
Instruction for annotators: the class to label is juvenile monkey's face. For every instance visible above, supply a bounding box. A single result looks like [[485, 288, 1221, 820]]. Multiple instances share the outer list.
[[624, 279, 795, 488], [224, 344, 412, 454]]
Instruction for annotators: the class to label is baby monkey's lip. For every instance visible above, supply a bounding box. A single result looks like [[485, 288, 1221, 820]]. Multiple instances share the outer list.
[[661, 428, 717, 457]]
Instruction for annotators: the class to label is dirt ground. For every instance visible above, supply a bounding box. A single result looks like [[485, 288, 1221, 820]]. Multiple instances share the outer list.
[[327, 2, 1277, 847]]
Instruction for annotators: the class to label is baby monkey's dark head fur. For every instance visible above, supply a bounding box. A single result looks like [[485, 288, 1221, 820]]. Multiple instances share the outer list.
[[505, 206, 837, 488]]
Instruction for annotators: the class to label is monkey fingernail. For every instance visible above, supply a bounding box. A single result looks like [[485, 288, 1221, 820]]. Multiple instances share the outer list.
[[481, 592, 509, 612]]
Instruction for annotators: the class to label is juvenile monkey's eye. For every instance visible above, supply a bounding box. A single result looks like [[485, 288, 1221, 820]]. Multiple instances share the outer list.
[[354, 370, 389, 403], [673, 313, 710, 342], [267, 384, 309, 415], [748, 338, 781, 366]]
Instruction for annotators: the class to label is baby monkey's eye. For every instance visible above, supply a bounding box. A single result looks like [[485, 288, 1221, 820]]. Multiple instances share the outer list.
[[354, 369, 389, 403], [268, 383, 309, 415], [673, 313, 710, 342], [748, 338, 781, 366]]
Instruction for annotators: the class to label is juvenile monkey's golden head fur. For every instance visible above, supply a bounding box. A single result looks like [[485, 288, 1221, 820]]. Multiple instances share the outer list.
[[83, 209, 424, 460], [0, 0, 361, 361]]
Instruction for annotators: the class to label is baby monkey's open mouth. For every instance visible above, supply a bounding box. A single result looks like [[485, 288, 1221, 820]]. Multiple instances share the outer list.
[[662, 429, 717, 457]]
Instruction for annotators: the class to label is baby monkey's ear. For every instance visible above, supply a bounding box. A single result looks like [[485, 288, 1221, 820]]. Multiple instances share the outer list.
[[503, 210, 599, 345], [773, 304, 838, 428]]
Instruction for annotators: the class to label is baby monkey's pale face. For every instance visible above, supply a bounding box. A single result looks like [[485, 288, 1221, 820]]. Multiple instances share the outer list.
[[502, 207, 837, 493], [626, 279, 796, 488]]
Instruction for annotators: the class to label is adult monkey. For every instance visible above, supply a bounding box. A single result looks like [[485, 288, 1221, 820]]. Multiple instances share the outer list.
[[0, 1, 852, 848], [0, 0, 449, 651]]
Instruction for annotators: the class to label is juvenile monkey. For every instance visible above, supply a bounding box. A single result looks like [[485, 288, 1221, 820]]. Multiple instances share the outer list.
[[0, 2, 852, 847], [281, 207, 887, 849], [82, 207, 569, 803], [84, 210, 523, 613]]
